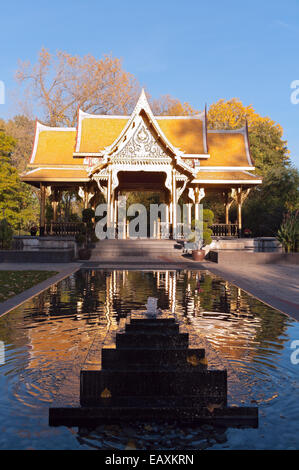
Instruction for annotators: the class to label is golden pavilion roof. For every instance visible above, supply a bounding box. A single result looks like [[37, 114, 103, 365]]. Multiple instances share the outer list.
[[21, 90, 261, 187]]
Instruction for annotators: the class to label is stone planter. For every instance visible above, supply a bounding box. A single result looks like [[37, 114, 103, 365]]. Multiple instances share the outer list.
[[192, 249, 206, 261]]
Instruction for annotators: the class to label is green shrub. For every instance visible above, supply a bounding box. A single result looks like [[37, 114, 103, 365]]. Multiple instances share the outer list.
[[75, 232, 86, 246], [82, 208, 95, 223], [0, 219, 14, 249], [203, 209, 214, 226], [190, 209, 214, 248], [276, 211, 299, 253]]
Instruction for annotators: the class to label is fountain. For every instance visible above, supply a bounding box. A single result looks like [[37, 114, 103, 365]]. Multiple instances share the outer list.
[[49, 297, 258, 427]]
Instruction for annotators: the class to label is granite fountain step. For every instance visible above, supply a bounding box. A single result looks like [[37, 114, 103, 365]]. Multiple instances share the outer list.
[[50, 404, 258, 427], [49, 298, 258, 428], [80, 369, 227, 406], [101, 347, 206, 370], [125, 321, 180, 334], [115, 331, 189, 349]]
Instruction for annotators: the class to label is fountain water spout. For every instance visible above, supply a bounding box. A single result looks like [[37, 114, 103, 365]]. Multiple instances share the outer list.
[[145, 297, 160, 318]]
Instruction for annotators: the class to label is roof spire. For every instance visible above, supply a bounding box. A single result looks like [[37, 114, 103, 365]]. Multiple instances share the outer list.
[[133, 88, 151, 115], [204, 103, 208, 154]]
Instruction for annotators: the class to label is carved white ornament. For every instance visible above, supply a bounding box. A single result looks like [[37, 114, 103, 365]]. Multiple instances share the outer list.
[[114, 122, 172, 164]]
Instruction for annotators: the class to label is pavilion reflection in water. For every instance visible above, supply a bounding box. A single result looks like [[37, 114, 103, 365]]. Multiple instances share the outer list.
[[18, 269, 290, 376]]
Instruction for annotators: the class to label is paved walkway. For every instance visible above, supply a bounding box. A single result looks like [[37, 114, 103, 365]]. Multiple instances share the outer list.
[[0, 263, 81, 317], [201, 261, 299, 321]]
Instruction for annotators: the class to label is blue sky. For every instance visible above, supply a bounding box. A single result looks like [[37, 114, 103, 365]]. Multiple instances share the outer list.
[[0, 0, 299, 167]]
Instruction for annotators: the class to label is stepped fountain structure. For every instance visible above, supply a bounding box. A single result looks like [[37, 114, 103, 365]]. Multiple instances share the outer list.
[[49, 298, 258, 428]]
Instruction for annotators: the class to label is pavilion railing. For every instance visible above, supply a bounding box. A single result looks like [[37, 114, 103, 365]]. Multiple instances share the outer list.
[[42, 222, 240, 238], [44, 222, 84, 237], [211, 224, 239, 237]]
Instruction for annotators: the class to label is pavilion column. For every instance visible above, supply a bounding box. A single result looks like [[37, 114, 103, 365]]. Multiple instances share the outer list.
[[187, 203, 192, 226], [39, 183, 46, 236], [224, 191, 230, 225], [51, 188, 60, 223], [114, 197, 118, 228], [107, 170, 112, 228], [172, 170, 177, 238], [110, 188, 115, 234], [237, 187, 243, 236], [195, 187, 205, 222], [165, 203, 170, 238], [52, 201, 58, 223], [84, 186, 89, 209]]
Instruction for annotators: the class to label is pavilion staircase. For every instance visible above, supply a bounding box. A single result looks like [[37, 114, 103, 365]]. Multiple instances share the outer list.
[[89, 239, 184, 264]]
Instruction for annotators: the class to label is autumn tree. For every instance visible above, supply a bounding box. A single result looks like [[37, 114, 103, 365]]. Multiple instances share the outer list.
[[0, 123, 16, 157], [16, 48, 201, 128], [151, 94, 199, 116], [207, 98, 298, 235], [207, 98, 290, 174], [16, 49, 141, 127], [4, 115, 35, 171]]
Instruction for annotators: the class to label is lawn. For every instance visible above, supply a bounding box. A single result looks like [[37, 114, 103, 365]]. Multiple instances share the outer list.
[[0, 271, 58, 302]]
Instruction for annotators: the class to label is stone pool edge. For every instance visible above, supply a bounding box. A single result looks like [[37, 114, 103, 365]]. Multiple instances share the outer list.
[[0, 263, 81, 318]]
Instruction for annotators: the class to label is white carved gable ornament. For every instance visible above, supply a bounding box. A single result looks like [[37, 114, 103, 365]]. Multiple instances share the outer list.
[[114, 121, 171, 163]]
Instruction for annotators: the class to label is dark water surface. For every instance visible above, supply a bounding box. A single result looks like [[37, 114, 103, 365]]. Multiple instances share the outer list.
[[0, 269, 298, 450]]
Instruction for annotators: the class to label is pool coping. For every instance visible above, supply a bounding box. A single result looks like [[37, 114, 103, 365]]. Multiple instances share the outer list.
[[201, 262, 299, 322], [0, 264, 81, 318]]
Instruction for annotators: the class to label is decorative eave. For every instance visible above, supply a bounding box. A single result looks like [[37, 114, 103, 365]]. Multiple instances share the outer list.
[[191, 170, 262, 185], [75, 109, 130, 153], [20, 167, 89, 186], [245, 119, 254, 166], [30, 121, 76, 165], [207, 125, 254, 167], [26, 164, 87, 169], [204, 103, 208, 154], [198, 166, 256, 171], [89, 89, 197, 178]]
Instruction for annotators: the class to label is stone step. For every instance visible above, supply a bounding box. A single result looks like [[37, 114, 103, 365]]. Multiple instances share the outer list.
[[125, 322, 180, 334], [49, 405, 258, 427], [81, 395, 225, 408], [91, 249, 181, 256], [115, 332, 189, 349], [92, 244, 180, 250], [91, 251, 178, 258], [80, 369, 227, 405], [83, 255, 185, 264], [129, 317, 176, 325], [93, 239, 180, 245], [90, 240, 183, 259], [101, 348, 206, 370]]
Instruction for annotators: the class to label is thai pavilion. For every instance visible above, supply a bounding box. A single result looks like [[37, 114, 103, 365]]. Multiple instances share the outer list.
[[21, 90, 262, 238]]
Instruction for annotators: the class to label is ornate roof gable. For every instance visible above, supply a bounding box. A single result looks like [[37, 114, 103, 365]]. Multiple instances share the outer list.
[[90, 89, 196, 177]]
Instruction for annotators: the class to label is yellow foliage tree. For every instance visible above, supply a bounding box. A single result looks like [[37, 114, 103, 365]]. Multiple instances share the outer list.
[[16, 48, 141, 127], [207, 98, 290, 172], [151, 94, 199, 116], [16, 48, 199, 127]]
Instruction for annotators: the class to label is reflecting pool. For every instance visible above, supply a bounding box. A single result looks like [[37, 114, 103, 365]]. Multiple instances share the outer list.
[[0, 269, 298, 449]]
